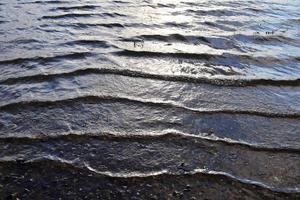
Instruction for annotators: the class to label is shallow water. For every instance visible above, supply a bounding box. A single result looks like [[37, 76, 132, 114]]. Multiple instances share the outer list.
[[0, 0, 300, 199]]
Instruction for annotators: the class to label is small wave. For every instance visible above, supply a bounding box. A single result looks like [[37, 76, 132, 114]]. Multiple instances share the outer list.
[[2, 66, 298, 87], [41, 13, 97, 19], [58, 22, 126, 29], [122, 34, 243, 50], [186, 9, 252, 17], [163, 22, 193, 28], [49, 5, 100, 11], [20, 0, 69, 5], [13, 38, 41, 44], [156, 3, 176, 8], [41, 12, 127, 20], [62, 40, 114, 48], [1, 95, 299, 119], [85, 23, 125, 28], [0, 156, 299, 194], [1, 130, 299, 153], [114, 49, 221, 60], [84, 163, 300, 194], [294, 57, 300, 62], [112, 1, 129, 4], [84, 163, 169, 178], [202, 21, 237, 31], [234, 33, 299, 46], [290, 18, 300, 25], [114, 49, 290, 66], [0, 52, 92, 65]]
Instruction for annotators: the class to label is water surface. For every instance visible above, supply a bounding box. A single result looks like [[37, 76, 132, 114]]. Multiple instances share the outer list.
[[0, 0, 300, 199]]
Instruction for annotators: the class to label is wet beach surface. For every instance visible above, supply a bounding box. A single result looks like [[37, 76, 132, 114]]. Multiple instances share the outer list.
[[0, 0, 300, 199]]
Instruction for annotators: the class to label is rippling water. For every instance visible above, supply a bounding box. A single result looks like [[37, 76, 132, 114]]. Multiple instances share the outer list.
[[0, 0, 300, 199]]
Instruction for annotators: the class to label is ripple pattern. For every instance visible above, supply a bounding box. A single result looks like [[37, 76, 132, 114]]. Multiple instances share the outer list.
[[0, 0, 299, 199]]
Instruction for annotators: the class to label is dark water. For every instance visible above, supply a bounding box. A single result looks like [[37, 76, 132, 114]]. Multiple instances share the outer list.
[[0, 0, 300, 199]]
